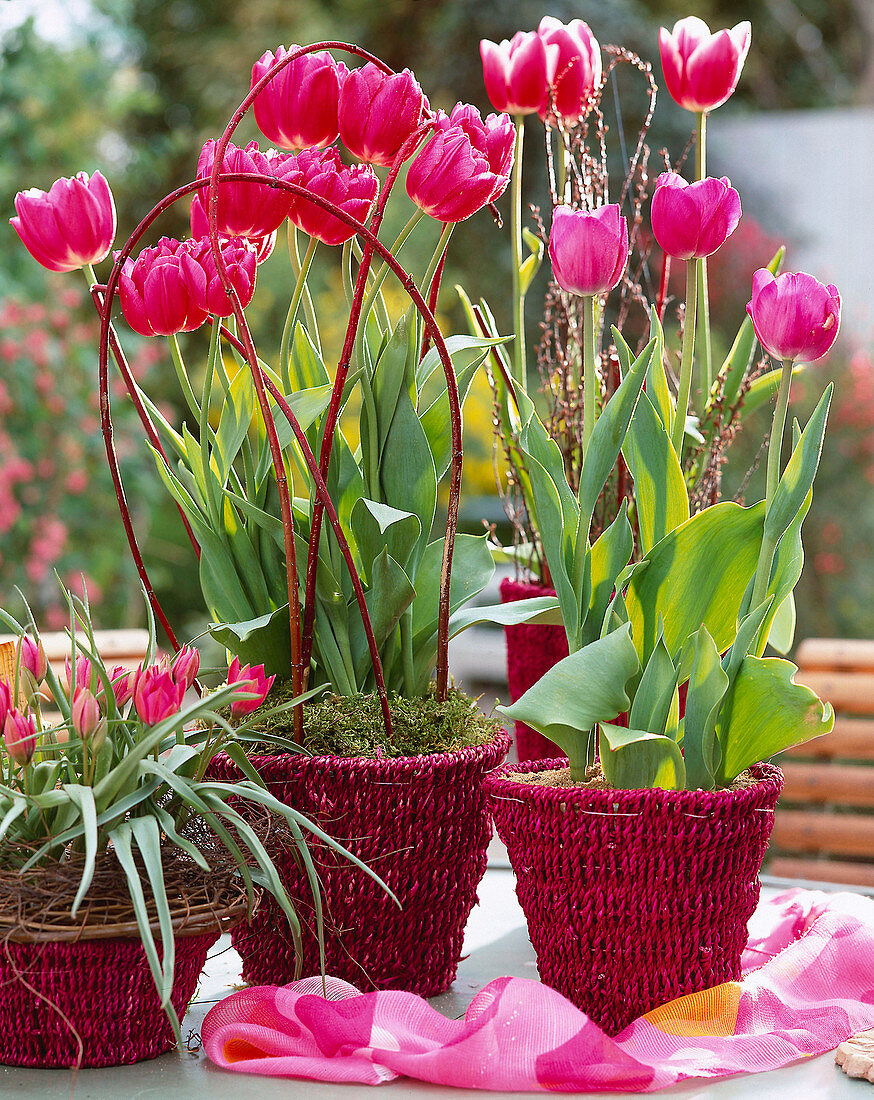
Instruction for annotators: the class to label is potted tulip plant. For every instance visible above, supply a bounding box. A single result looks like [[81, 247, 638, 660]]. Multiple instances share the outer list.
[[0, 589, 377, 1068], [10, 42, 557, 997]]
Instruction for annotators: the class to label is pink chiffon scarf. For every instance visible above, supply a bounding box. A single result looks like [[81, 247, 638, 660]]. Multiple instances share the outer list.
[[202, 889, 874, 1092]]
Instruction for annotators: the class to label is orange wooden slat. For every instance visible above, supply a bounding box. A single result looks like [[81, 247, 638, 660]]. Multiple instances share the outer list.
[[767, 856, 874, 888], [785, 718, 874, 760], [771, 809, 874, 858], [794, 670, 874, 715], [796, 638, 874, 673], [779, 761, 874, 807]]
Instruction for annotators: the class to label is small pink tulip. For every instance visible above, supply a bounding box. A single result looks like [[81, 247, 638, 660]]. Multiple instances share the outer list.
[[549, 204, 629, 297], [119, 238, 208, 337], [537, 17, 602, 122], [659, 17, 751, 114], [747, 270, 841, 363], [406, 104, 514, 223], [480, 31, 559, 116], [650, 172, 742, 260], [110, 666, 135, 707], [133, 666, 186, 726], [286, 148, 379, 246], [64, 655, 93, 700], [72, 688, 101, 741], [0, 681, 11, 730], [338, 63, 427, 167], [170, 645, 200, 691], [227, 657, 275, 717], [190, 194, 276, 264], [19, 635, 47, 682], [10, 171, 116, 272], [4, 708, 37, 766], [251, 45, 346, 152], [190, 237, 258, 316], [196, 140, 295, 238]]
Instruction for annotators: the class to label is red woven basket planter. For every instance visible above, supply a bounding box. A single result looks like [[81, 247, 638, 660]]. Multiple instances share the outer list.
[[500, 577, 568, 762], [209, 730, 510, 996], [486, 758, 783, 1036], [0, 929, 217, 1068]]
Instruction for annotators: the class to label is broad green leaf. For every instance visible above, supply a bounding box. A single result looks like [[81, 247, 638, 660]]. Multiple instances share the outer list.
[[351, 498, 421, 581], [411, 533, 495, 650], [497, 624, 640, 777], [210, 606, 293, 678], [271, 384, 335, 451], [737, 364, 804, 421], [584, 501, 633, 645], [416, 333, 511, 391], [379, 386, 437, 566], [622, 390, 689, 554], [682, 626, 729, 791], [518, 227, 544, 295], [63, 785, 97, 916], [629, 634, 679, 737], [644, 310, 674, 431], [349, 549, 416, 684], [419, 359, 480, 480], [768, 592, 797, 656], [625, 502, 765, 667], [446, 594, 562, 638], [289, 320, 330, 390], [372, 313, 415, 459], [753, 489, 810, 656], [599, 723, 686, 790], [716, 655, 834, 785], [764, 385, 832, 545], [213, 365, 256, 484], [723, 597, 774, 684]]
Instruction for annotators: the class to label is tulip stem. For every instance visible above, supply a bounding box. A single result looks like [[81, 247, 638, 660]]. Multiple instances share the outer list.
[[167, 333, 201, 422], [288, 226, 321, 355], [765, 358, 794, 509], [694, 111, 713, 396], [511, 114, 527, 387], [671, 257, 699, 455], [280, 233, 318, 392], [582, 294, 597, 457], [421, 222, 454, 303]]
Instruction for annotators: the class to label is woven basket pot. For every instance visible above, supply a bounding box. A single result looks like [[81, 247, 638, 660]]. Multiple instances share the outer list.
[[486, 758, 783, 1036], [500, 577, 569, 762], [209, 730, 510, 995]]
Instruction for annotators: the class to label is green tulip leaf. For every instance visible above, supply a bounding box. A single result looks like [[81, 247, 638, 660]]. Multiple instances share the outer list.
[[599, 723, 686, 791], [584, 500, 633, 646], [628, 633, 679, 737], [682, 626, 729, 791], [764, 385, 832, 546]]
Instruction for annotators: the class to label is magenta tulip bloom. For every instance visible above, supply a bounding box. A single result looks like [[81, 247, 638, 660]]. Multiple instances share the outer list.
[[537, 17, 602, 122], [228, 657, 275, 717], [10, 171, 116, 273], [406, 104, 514, 223], [650, 172, 741, 260], [747, 270, 841, 363], [119, 238, 209, 337], [133, 666, 186, 726], [19, 635, 47, 682], [64, 655, 93, 699], [286, 148, 379, 246], [196, 139, 295, 238], [659, 17, 751, 113], [190, 237, 258, 316], [549, 204, 629, 297], [72, 688, 101, 741], [480, 31, 559, 116], [4, 708, 36, 766], [338, 63, 427, 167], [252, 45, 346, 152], [110, 666, 135, 707], [190, 193, 276, 264], [170, 645, 201, 691]]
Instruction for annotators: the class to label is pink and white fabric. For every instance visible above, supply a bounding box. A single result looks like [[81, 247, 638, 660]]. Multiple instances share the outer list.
[[203, 889, 874, 1091]]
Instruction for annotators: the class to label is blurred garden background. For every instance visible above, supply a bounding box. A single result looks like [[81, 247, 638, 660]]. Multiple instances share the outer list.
[[0, 0, 871, 645]]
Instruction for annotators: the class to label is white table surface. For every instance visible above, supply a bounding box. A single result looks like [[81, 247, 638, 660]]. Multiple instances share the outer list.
[[1, 864, 869, 1099]]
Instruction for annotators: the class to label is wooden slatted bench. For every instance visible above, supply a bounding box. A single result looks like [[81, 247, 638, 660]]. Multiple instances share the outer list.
[[767, 638, 874, 888]]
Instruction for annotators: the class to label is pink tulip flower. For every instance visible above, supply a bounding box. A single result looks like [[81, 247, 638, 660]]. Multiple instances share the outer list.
[[196, 139, 295, 238], [64, 655, 93, 700], [286, 148, 379, 246], [190, 237, 258, 316], [650, 172, 742, 260], [190, 193, 276, 264], [10, 171, 116, 272], [549, 204, 629, 297], [0, 681, 11, 730], [19, 635, 47, 682], [252, 45, 346, 152], [170, 645, 201, 691], [110, 666, 135, 707], [659, 17, 751, 114], [119, 238, 209, 337], [537, 17, 602, 122], [480, 31, 559, 116], [133, 665, 186, 726], [228, 657, 275, 717], [72, 688, 101, 741], [747, 270, 841, 363], [406, 104, 514, 223], [338, 63, 427, 167], [4, 708, 36, 766]]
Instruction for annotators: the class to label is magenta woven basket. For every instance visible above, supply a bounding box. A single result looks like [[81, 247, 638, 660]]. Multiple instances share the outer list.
[[487, 758, 783, 1035], [500, 577, 569, 762], [0, 929, 218, 1068], [209, 730, 509, 995]]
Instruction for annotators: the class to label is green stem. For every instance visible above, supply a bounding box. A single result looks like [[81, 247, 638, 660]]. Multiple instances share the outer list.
[[280, 234, 318, 392], [199, 317, 222, 528], [510, 114, 526, 387], [288, 226, 321, 354], [694, 112, 712, 395], [167, 333, 201, 420], [695, 110, 707, 180], [420, 221, 454, 300], [671, 258, 699, 455], [582, 294, 597, 458]]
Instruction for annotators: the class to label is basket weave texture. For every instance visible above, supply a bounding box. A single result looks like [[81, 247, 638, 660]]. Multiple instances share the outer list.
[[0, 930, 217, 1068], [487, 758, 783, 1035], [209, 731, 509, 995], [500, 577, 568, 762]]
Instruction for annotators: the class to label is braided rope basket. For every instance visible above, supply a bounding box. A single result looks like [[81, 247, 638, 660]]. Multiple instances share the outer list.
[[0, 854, 249, 1068], [486, 758, 783, 1035], [209, 730, 510, 995], [500, 578, 569, 762]]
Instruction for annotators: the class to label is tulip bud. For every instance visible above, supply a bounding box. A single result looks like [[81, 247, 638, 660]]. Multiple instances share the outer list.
[[746, 270, 841, 363], [19, 636, 48, 682], [89, 717, 108, 754], [338, 63, 427, 167], [133, 666, 185, 726], [537, 17, 602, 122], [4, 709, 37, 766], [170, 645, 200, 691], [251, 45, 346, 152], [650, 172, 742, 260], [286, 148, 378, 246], [227, 657, 275, 717], [10, 171, 117, 273], [480, 31, 560, 116], [548, 204, 629, 297], [72, 688, 101, 741], [659, 17, 751, 114]]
